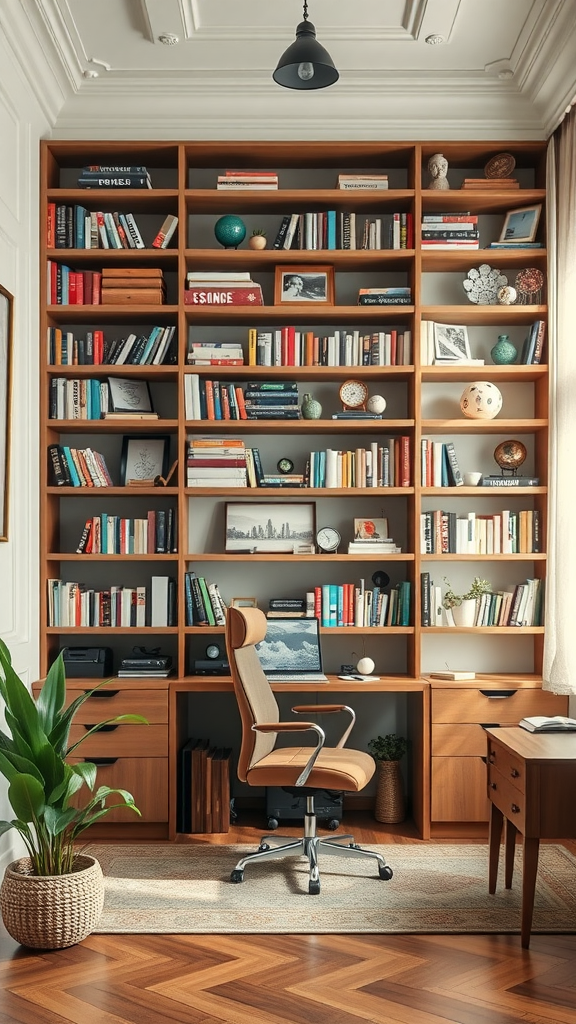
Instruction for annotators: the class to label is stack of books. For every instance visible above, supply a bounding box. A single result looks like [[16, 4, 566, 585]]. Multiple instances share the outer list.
[[267, 598, 308, 618], [347, 537, 401, 554], [101, 267, 165, 305], [216, 170, 278, 190], [421, 214, 480, 250], [184, 272, 263, 306], [461, 176, 519, 189], [186, 438, 248, 487], [244, 380, 300, 420], [186, 341, 244, 366], [78, 164, 152, 189], [357, 287, 412, 306], [184, 572, 227, 626], [337, 174, 388, 190]]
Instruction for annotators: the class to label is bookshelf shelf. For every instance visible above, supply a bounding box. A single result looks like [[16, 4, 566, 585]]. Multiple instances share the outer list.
[[39, 138, 564, 843]]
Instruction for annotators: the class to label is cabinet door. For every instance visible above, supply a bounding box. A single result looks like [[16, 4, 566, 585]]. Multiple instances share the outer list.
[[431, 756, 491, 821]]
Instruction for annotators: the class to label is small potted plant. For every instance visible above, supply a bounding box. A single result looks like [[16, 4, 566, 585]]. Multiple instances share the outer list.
[[248, 228, 267, 250], [367, 733, 408, 823], [0, 640, 147, 949], [442, 576, 491, 627]]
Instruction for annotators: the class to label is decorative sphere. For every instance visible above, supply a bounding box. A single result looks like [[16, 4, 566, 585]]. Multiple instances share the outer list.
[[214, 215, 246, 248], [497, 285, 517, 305], [367, 394, 386, 415], [356, 657, 375, 676], [494, 439, 527, 471], [460, 381, 503, 420]]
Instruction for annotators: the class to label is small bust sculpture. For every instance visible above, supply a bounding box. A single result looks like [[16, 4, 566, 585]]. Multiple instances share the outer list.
[[427, 152, 450, 190]]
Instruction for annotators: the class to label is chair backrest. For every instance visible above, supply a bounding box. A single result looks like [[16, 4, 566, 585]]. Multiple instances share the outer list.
[[225, 605, 279, 782]]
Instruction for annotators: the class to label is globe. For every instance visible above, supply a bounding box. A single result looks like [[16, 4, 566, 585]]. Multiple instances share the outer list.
[[367, 394, 386, 415], [460, 381, 503, 420], [494, 439, 527, 472], [214, 214, 246, 249]]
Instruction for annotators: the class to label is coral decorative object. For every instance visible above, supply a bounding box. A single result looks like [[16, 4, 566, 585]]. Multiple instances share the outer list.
[[460, 381, 503, 420], [491, 334, 517, 364], [214, 215, 246, 249], [463, 264, 508, 305]]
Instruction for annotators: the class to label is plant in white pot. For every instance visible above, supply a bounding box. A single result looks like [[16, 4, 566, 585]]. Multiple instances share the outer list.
[[442, 576, 491, 627], [0, 639, 146, 949], [367, 733, 408, 823]]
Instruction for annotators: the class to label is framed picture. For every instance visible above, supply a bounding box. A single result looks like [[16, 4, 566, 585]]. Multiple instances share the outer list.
[[433, 322, 471, 362], [274, 265, 335, 306], [499, 204, 542, 243], [108, 377, 153, 414], [120, 435, 170, 484], [0, 284, 13, 541], [225, 501, 316, 553], [354, 517, 389, 540]]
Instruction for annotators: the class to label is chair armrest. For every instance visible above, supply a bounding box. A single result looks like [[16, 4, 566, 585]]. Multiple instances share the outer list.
[[252, 721, 326, 786], [292, 704, 356, 749]]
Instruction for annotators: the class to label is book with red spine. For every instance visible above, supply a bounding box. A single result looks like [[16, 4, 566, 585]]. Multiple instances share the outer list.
[[204, 380, 215, 420], [47, 203, 56, 248], [184, 285, 263, 306], [401, 436, 411, 487], [92, 272, 102, 305]]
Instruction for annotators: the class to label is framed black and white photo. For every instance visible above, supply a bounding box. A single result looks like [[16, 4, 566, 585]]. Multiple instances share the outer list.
[[274, 264, 335, 306], [225, 501, 316, 553], [120, 435, 170, 484], [499, 204, 542, 243], [108, 377, 153, 414], [0, 284, 13, 541], [433, 322, 471, 362]]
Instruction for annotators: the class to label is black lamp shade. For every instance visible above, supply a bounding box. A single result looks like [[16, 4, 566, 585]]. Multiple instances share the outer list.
[[273, 20, 339, 90]]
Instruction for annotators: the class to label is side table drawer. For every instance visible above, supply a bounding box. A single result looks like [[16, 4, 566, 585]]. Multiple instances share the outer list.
[[487, 740, 525, 790], [488, 765, 526, 832], [70, 757, 168, 822]]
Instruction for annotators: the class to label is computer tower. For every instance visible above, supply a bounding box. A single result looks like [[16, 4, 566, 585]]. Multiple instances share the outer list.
[[265, 787, 343, 830]]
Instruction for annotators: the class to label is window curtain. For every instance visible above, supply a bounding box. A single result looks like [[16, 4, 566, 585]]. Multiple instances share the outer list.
[[543, 108, 576, 694]]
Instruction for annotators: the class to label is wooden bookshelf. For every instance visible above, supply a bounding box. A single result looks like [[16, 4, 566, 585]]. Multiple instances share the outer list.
[[39, 139, 568, 842]]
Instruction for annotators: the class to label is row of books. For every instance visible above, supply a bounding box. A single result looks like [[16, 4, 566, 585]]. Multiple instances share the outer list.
[[309, 439, 411, 488], [78, 165, 152, 189], [48, 444, 112, 488], [178, 739, 232, 835], [76, 510, 177, 555], [420, 440, 463, 487], [450, 579, 544, 627], [272, 211, 413, 251], [314, 581, 411, 628], [48, 326, 176, 366], [46, 575, 177, 627], [243, 327, 412, 368], [47, 206, 148, 250], [184, 572, 227, 626], [420, 509, 541, 555], [49, 377, 110, 420], [47, 262, 101, 305]]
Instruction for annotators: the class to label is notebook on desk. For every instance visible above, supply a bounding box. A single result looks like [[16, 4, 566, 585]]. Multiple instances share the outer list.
[[256, 617, 328, 682]]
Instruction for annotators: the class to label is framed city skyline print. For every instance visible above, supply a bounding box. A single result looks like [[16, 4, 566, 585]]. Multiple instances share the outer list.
[[225, 501, 316, 553], [0, 284, 14, 541]]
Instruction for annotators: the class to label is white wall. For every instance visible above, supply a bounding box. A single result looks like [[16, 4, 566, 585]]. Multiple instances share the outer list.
[[0, 18, 52, 874]]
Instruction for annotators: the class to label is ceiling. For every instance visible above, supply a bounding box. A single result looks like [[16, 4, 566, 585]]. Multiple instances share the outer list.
[[14, 0, 576, 138]]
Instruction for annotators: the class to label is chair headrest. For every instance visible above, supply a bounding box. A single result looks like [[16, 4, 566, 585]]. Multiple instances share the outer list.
[[227, 606, 268, 649]]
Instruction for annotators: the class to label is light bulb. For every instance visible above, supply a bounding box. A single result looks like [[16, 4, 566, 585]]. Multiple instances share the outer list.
[[297, 62, 315, 81]]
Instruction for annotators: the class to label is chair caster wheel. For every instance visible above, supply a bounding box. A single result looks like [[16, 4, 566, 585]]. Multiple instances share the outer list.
[[309, 880, 320, 895], [258, 843, 271, 852], [327, 818, 340, 831], [379, 865, 393, 880], [230, 869, 244, 883], [267, 818, 279, 830]]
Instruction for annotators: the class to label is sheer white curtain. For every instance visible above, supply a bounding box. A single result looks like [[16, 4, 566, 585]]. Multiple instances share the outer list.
[[543, 109, 576, 694]]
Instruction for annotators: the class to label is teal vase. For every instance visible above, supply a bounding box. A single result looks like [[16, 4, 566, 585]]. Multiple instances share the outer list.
[[301, 393, 322, 419], [214, 215, 246, 249], [491, 334, 517, 365]]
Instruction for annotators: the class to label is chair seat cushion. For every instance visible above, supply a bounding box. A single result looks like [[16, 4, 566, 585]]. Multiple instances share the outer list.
[[246, 746, 375, 792]]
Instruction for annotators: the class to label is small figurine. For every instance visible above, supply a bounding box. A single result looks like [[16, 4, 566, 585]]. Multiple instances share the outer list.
[[427, 152, 450, 190]]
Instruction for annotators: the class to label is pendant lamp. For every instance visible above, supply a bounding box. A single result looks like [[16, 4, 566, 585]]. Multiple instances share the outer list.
[[273, 2, 339, 90]]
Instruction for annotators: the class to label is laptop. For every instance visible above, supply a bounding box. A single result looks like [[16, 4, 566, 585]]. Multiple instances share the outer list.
[[256, 617, 328, 682]]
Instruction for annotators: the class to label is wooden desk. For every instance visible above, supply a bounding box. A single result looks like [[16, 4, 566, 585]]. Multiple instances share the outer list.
[[486, 727, 576, 947]]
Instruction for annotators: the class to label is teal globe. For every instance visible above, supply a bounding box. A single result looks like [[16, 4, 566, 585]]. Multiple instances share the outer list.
[[214, 215, 246, 249]]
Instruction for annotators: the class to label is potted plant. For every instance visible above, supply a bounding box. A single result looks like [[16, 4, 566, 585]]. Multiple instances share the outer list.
[[367, 733, 408, 823], [0, 640, 146, 949], [442, 576, 491, 627], [248, 228, 267, 250]]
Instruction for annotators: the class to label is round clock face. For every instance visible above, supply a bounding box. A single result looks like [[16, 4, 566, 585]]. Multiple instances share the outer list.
[[316, 526, 341, 553], [277, 457, 294, 474], [339, 379, 368, 409], [206, 643, 221, 660]]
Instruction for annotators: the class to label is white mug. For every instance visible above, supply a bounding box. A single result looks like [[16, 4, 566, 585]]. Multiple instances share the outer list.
[[463, 471, 482, 486]]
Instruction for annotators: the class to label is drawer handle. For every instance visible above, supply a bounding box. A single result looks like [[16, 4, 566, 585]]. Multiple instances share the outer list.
[[480, 723, 500, 729], [84, 723, 118, 732], [479, 690, 517, 698], [85, 757, 118, 766], [83, 689, 120, 698], [488, 754, 496, 763], [490, 781, 497, 790], [510, 768, 520, 778], [511, 803, 521, 814]]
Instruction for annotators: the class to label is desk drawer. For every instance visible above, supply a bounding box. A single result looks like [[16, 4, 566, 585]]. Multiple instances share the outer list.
[[70, 757, 168, 822], [432, 724, 488, 757], [432, 689, 564, 724], [65, 689, 168, 724], [68, 724, 167, 757], [432, 756, 491, 821], [487, 740, 525, 791], [488, 765, 526, 831]]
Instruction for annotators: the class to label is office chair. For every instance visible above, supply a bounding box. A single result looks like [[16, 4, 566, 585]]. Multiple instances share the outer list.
[[225, 605, 393, 894]]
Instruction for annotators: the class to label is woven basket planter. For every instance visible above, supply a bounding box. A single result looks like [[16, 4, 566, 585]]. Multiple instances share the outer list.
[[374, 760, 406, 824], [0, 854, 104, 949]]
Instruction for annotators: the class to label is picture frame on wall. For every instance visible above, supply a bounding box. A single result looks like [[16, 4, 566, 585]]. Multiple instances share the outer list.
[[0, 284, 14, 541], [274, 265, 335, 306], [225, 501, 316, 553], [120, 435, 170, 485]]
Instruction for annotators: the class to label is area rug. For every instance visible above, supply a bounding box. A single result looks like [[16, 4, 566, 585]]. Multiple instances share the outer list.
[[84, 842, 576, 935]]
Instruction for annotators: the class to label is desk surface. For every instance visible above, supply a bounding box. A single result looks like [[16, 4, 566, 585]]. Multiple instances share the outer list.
[[486, 726, 576, 761]]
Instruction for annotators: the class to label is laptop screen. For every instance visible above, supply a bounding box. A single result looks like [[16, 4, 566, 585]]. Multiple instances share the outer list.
[[256, 617, 323, 675]]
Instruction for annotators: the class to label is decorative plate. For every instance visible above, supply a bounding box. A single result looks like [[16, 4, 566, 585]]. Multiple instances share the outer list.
[[493, 439, 527, 471], [484, 152, 516, 179], [515, 267, 544, 304], [463, 264, 508, 305]]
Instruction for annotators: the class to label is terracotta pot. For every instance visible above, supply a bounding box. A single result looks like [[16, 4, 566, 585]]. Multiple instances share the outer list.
[[248, 235, 267, 250]]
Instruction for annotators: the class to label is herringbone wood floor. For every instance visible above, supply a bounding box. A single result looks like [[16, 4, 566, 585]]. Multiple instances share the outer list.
[[1, 820, 575, 1024]]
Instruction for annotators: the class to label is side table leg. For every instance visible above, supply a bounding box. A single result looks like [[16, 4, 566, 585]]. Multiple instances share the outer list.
[[505, 818, 518, 889], [488, 801, 504, 894], [521, 836, 540, 949]]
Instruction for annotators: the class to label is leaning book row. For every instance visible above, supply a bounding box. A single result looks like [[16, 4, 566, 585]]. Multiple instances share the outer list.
[[48, 444, 112, 487], [420, 573, 544, 628], [76, 510, 177, 555], [314, 580, 411, 628], [48, 325, 176, 366], [420, 509, 541, 555], [46, 575, 177, 628], [178, 739, 231, 835], [185, 572, 227, 626], [47, 205, 148, 250]]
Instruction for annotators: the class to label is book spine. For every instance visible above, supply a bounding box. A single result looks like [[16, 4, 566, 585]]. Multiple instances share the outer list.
[[184, 287, 263, 306]]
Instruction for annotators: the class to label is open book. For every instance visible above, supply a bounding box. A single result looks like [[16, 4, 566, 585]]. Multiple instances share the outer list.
[[519, 716, 576, 733]]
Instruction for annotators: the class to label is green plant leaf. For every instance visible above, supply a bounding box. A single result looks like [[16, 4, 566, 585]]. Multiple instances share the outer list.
[[44, 805, 80, 836], [8, 774, 45, 822], [49, 767, 84, 805], [35, 652, 66, 734], [70, 760, 97, 791], [0, 748, 44, 785], [0, 820, 15, 836]]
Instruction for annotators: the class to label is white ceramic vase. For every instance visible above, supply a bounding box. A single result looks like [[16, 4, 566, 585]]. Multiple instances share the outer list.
[[451, 599, 477, 628]]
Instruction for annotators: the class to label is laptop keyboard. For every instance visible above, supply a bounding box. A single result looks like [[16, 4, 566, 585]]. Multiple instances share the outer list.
[[268, 673, 329, 682]]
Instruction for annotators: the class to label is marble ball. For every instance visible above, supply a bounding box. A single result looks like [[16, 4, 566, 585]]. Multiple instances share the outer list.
[[367, 394, 386, 415]]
